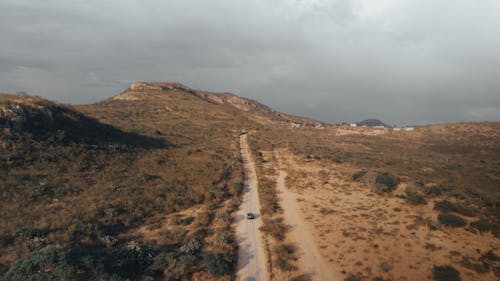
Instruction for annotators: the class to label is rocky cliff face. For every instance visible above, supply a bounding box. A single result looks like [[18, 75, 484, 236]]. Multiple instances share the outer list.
[[0, 96, 55, 134], [113, 82, 196, 101]]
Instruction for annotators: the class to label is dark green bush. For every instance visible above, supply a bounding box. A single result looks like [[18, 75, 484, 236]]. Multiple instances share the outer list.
[[433, 200, 457, 213], [179, 240, 202, 256], [275, 244, 297, 271], [460, 256, 489, 273], [470, 219, 492, 232], [405, 191, 427, 205], [345, 273, 363, 281], [352, 170, 367, 181], [424, 186, 442, 196], [3, 248, 73, 281], [113, 245, 156, 276], [433, 200, 478, 217], [376, 173, 399, 192], [260, 218, 286, 240], [139, 173, 160, 182], [454, 204, 478, 217], [15, 228, 46, 240], [432, 265, 461, 281], [202, 253, 231, 277], [438, 213, 467, 228], [0, 231, 15, 247], [145, 252, 171, 275], [3, 244, 157, 281]]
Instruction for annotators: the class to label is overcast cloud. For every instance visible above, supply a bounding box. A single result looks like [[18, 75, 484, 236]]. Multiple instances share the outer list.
[[1, 0, 500, 125]]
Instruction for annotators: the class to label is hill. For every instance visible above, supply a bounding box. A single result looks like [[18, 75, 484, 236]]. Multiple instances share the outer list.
[[0, 87, 258, 280], [112, 82, 326, 128], [357, 118, 390, 127]]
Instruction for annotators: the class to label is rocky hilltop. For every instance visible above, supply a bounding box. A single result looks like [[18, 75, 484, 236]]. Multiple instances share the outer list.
[[112, 82, 327, 129]]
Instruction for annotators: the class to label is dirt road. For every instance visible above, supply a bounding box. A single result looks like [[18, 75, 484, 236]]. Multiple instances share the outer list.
[[234, 134, 269, 281], [276, 170, 342, 281]]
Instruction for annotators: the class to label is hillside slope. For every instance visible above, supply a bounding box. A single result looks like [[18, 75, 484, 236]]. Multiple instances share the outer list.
[[0, 85, 261, 280]]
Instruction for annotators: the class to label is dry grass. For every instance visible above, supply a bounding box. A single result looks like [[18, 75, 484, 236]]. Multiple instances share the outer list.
[[0, 88, 256, 279]]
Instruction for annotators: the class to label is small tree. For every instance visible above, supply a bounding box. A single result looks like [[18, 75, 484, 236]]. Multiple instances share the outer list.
[[438, 214, 466, 228], [432, 265, 461, 281], [203, 253, 231, 277]]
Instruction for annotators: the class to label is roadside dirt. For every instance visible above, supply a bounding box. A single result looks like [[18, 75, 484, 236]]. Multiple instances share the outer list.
[[276, 169, 343, 281], [234, 134, 270, 281], [276, 149, 500, 281]]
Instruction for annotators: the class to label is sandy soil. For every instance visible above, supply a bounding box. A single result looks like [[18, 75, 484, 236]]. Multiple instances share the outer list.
[[271, 149, 499, 281], [276, 169, 343, 281], [234, 134, 269, 281]]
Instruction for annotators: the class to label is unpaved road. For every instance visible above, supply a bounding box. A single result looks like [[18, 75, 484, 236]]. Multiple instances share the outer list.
[[234, 134, 269, 281], [276, 170, 342, 281]]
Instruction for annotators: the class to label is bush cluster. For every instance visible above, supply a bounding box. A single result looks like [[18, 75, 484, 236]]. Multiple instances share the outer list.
[[275, 244, 297, 271], [432, 265, 461, 281], [202, 253, 231, 277], [260, 218, 286, 241], [405, 191, 427, 205], [437, 213, 467, 228], [375, 173, 400, 192], [3, 244, 157, 281], [351, 170, 367, 181]]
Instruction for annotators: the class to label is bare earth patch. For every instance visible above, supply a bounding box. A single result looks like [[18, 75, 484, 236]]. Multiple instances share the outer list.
[[264, 149, 500, 281]]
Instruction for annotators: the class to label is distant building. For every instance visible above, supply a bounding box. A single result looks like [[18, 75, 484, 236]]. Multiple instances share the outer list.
[[314, 123, 324, 129], [403, 127, 414, 131], [350, 123, 357, 127], [393, 127, 401, 131]]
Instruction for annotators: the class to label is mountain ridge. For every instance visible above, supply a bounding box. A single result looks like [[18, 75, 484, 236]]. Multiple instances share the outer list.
[[112, 82, 327, 129]]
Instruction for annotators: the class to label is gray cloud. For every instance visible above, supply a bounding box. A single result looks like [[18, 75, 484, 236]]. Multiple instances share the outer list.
[[1, 0, 499, 124]]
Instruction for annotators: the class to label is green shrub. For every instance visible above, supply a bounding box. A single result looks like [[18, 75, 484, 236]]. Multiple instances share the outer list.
[[139, 174, 160, 182], [352, 170, 367, 181], [470, 219, 492, 232], [454, 203, 478, 217], [460, 256, 490, 273], [3, 248, 73, 281], [15, 228, 46, 240], [432, 265, 461, 281], [145, 252, 172, 275], [275, 244, 296, 271], [0, 231, 14, 247], [202, 253, 231, 277], [260, 218, 286, 240], [433, 200, 478, 217], [3, 243, 159, 281], [424, 186, 442, 196], [433, 200, 457, 213], [345, 272, 363, 281], [438, 213, 467, 228], [179, 240, 202, 255], [113, 245, 156, 277], [405, 191, 427, 205], [376, 173, 399, 192]]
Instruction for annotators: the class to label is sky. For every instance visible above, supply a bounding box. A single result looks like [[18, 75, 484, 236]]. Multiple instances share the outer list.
[[1, 0, 500, 125]]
